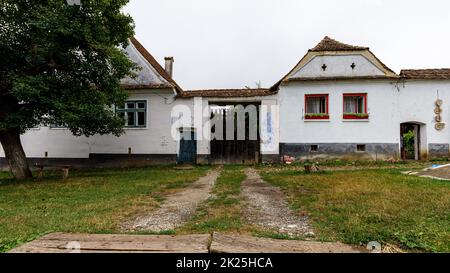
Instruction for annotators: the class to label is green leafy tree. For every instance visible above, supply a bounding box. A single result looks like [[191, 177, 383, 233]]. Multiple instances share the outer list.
[[0, 0, 136, 179]]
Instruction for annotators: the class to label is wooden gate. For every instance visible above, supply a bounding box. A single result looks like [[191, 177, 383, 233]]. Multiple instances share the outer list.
[[210, 103, 260, 164]]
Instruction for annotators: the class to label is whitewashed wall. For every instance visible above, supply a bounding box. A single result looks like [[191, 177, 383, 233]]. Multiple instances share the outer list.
[[0, 91, 279, 161], [3, 80, 449, 161], [280, 80, 397, 143], [278, 79, 450, 156], [397, 80, 450, 145], [186, 96, 280, 157], [0, 89, 181, 159], [292, 55, 385, 78]]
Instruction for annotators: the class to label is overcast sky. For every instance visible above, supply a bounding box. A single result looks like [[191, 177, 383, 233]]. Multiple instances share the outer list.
[[123, 0, 450, 90]]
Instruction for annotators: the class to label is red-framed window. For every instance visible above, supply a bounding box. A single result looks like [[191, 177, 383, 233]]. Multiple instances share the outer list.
[[304, 94, 329, 120], [343, 93, 368, 119]]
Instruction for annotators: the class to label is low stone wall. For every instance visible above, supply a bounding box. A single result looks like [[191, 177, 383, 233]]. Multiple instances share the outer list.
[[428, 143, 450, 160], [279, 143, 399, 161], [0, 154, 178, 171]]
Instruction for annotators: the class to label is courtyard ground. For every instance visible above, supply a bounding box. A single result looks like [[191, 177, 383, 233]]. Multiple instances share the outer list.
[[1, 161, 449, 253], [259, 165, 450, 252], [0, 166, 209, 252]]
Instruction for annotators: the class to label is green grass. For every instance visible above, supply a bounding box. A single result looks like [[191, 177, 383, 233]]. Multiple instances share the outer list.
[[260, 168, 450, 252], [2, 161, 449, 253], [271, 159, 445, 169], [178, 165, 247, 234], [0, 166, 209, 252]]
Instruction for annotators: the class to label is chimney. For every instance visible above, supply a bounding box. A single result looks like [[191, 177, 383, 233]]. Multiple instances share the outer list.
[[164, 57, 174, 78]]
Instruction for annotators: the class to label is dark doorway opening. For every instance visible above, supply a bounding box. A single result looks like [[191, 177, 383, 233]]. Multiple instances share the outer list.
[[178, 128, 197, 164], [400, 123, 420, 160], [210, 102, 261, 164]]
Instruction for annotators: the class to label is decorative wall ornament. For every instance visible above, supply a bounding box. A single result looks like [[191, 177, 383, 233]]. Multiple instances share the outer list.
[[434, 98, 445, 131], [435, 123, 445, 131]]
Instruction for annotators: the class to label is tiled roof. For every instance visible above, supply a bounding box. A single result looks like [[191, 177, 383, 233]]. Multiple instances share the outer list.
[[269, 36, 395, 91], [309, 36, 368, 52], [400, 69, 450, 80], [179, 88, 276, 98], [128, 37, 183, 93]]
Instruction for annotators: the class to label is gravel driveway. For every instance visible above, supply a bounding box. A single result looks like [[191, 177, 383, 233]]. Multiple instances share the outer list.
[[122, 168, 220, 232], [241, 168, 314, 237]]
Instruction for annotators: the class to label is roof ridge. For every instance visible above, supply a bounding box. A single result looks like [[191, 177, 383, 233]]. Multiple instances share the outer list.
[[309, 36, 369, 52], [180, 88, 276, 98], [185, 88, 269, 92]]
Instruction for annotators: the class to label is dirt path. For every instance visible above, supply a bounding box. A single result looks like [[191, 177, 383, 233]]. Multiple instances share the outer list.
[[241, 168, 314, 237], [413, 164, 450, 181], [122, 168, 220, 232]]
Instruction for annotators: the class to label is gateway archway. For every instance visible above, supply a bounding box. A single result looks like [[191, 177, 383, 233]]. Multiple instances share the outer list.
[[209, 102, 261, 164]]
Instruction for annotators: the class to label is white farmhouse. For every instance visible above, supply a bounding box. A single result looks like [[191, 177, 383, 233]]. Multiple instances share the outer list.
[[276, 37, 450, 161], [1, 36, 450, 168]]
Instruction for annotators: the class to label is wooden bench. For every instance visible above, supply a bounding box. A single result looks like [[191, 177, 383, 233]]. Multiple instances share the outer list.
[[34, 164, 72, 179]]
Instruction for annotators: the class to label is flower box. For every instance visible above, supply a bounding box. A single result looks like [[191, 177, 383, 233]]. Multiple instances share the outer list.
[[305, 113, 330, 120], [343, 113, 369, 119]]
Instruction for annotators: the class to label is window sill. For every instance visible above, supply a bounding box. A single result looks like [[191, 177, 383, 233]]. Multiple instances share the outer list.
[[343, 114, 369, 120], [304, 119, 331, 122], [124, 127, 148, 130], [342, 119, 369, 122]]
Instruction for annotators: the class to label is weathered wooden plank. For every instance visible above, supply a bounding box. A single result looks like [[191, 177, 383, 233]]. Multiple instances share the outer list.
[[210, 233, 364, 253], [9, 233, 210, 253], [9, 232, 365, 253]]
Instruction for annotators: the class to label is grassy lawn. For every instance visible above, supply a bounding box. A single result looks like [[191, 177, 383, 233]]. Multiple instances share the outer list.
[[178, 165, 247, 234], [2, 161, 449, 253], [0, 166, 209, 252], [260, 167, 450, 252]]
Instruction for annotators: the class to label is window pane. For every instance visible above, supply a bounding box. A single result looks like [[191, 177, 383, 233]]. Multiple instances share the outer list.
[[344, 96, 366, 113], [127, 112, 135, 126], [137, 111, 145, 126], [306, 96, 327, 114], [306, 97, 320, 114], [320, 97, 326, 113], [357, 97, 364, 113], [344, 97, 357, 113], [118, 101, 147, 127]]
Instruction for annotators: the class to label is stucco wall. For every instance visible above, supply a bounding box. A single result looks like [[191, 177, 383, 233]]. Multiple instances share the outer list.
[[291, 55, 385, 78], [2, 80, 450, 165], [0, 91, 280, 167], [0, 89, 181, 161], [278, 79, 450, 159]]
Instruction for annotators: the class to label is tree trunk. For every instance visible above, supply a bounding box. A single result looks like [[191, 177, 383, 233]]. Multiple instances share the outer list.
[[0, 129, 32, 180]]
